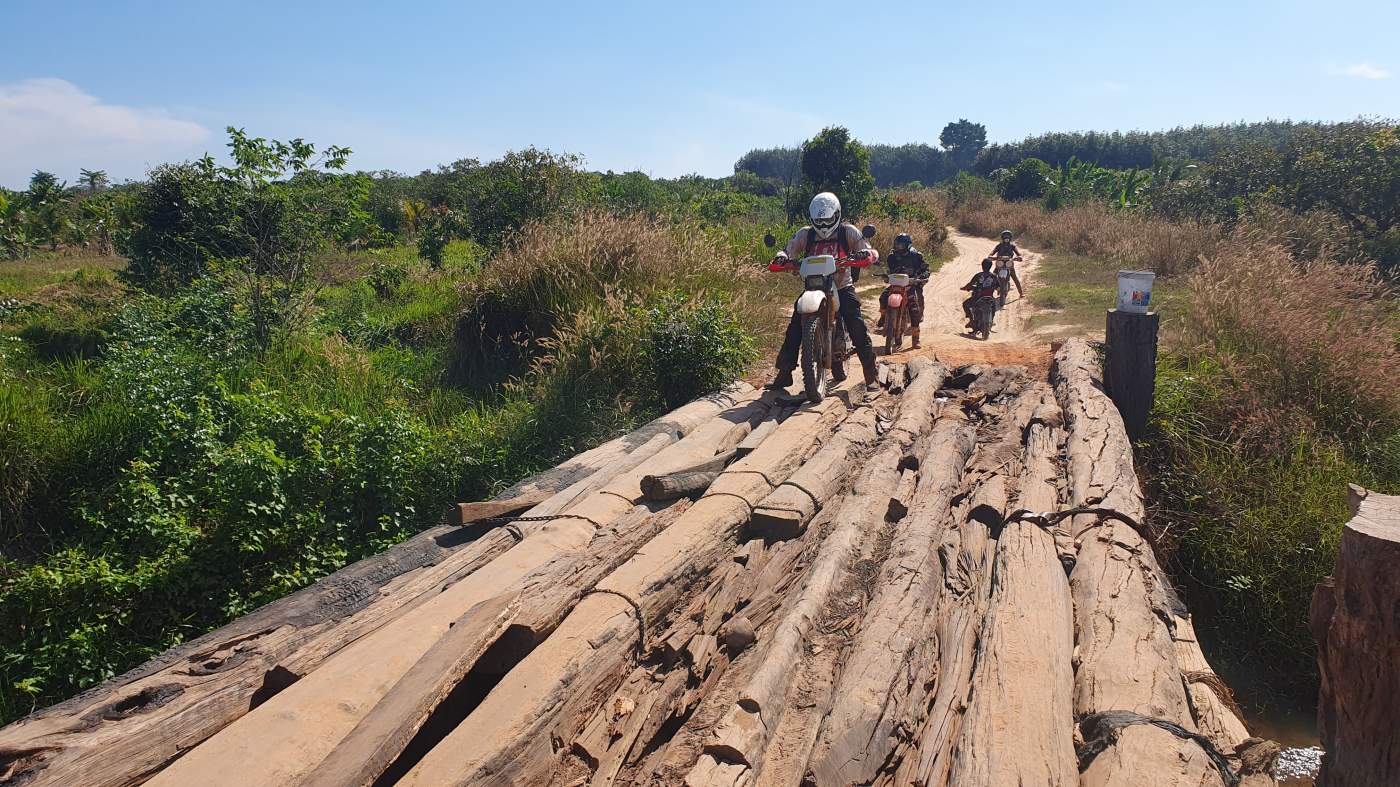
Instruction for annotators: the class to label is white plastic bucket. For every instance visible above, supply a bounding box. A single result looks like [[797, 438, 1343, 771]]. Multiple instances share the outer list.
[[1116, 270, 1155, 313]]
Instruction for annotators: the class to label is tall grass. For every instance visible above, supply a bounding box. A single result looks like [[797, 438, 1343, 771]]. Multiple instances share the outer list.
[[453, 210, 775, 386], [1145, 236, 1400, 701], [954, 201, 1220, 277]]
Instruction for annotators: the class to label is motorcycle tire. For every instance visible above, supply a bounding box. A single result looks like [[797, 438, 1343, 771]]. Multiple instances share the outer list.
[[800, 315, 828, 404], [884, 308, 904, 354]]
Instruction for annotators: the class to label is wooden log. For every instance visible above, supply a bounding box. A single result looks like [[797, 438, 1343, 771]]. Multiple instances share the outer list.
[[299, 500, 691, 787], [0, 390, 745, 787], [142, 391, 765, 787], [396, 382, 859, 786], [454, 488, 553, 525], [687, 426, 903, 783], [1312, 484, 1400, 787], [1053, 338, 1222, 787], [885, 467, 917, 520], [899, 384, 1045, 787], [806, 419, 976, 786], [640, 451, 737, 501], [947, 394, 1078, 786], [749, 406, 879, 539], [1104, 308, 1159, 441], [296, 594, 521, 787]]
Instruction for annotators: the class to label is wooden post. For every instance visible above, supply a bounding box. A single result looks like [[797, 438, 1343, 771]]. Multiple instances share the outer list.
[[1104, 308, 1159, 441], [1311, 484, 1400, 787]]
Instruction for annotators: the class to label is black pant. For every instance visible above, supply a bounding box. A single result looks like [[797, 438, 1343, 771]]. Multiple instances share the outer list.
[[776, 286, 876, 376]]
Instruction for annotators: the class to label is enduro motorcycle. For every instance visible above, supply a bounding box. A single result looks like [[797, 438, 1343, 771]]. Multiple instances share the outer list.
[[970, 295, 997, 340], [991, 254, 1020, 307], [880, 271, 926, 354], [765, 226, 876, 403]]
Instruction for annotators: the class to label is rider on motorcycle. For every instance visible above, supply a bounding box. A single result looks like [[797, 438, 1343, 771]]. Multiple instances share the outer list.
[[988, 230, 1024, 297], [769, 192, 880, 391], [962, 258, 1001, 329], [876, 232, 929, 348]]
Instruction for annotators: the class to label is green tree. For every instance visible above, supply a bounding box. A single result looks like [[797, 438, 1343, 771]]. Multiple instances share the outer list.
[[26, 171, 71, 251], [940, 119, 988, 171], [0, 190, 32, 259], [1001, 157, 1051, 201], [117, 127, 362, 348], [797, 126, 875, 221], [79, 168, 109, 194]]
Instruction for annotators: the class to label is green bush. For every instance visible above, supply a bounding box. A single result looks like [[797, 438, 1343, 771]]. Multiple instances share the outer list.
[[636, 291, 756, 409]]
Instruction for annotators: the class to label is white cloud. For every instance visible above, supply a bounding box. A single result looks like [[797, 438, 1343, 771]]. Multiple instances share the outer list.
[[0, 78, 210, 188], [1325, 63, 1391, 80]]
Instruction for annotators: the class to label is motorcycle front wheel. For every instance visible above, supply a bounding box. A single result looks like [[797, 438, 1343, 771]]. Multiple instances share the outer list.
[[800, 314, 828, 404], [885, 307, 904, 354]]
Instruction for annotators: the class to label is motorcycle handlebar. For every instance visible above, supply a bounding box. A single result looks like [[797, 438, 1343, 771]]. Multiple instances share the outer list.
[[767, 255, 873, 272]]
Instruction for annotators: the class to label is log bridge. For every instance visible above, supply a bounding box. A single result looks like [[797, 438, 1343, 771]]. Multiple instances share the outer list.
[[0, 340, 1281, 786]]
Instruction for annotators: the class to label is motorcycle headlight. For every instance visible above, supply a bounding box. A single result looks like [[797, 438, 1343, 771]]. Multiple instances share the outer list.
[[804, 275, 826, 289]]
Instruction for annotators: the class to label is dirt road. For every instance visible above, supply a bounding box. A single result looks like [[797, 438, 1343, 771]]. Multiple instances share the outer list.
[[864, 228, 1052, 369]]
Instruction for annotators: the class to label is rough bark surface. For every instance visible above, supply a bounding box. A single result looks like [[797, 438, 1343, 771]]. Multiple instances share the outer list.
[[948, 395, 1077, 786], [1313, 485, 1400, 787]]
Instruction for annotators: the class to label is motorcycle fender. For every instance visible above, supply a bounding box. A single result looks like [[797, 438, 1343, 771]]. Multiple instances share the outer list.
[[887, 293, 904, 309], [795, 290, 826, 315]]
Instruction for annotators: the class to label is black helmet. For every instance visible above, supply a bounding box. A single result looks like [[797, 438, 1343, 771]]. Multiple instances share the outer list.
[[1001, 230, 1013, 241], [981, 258, 994, 271], [894, 233, 912, 251]]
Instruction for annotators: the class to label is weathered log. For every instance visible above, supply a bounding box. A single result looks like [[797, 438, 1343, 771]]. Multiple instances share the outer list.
[[1312, 484, 1400, 787], [299, 500, 691, 787], [142, 390, 764, 787], [454, 488, 553, 525], [296, 594, 521, 787], [898, 383, 1044, 787], [806, 419, 975, 786], [640, 451, 737, 501], [1053, 338, 1222, 787], [397, 383, 858, 786], [948, 394, 1078, 786], [0, 389, 746, 787], [885, 467, 918, 520], [749, 406, 879, 539], [688, 422, 904, 783]]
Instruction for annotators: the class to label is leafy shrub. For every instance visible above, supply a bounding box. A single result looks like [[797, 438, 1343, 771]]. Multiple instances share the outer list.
[[452, 211, 763, 388], [1000, 157, 1051, 201], [636, 291, 756, 409]]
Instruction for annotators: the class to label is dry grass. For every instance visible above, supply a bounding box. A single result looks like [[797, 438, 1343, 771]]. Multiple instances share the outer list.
[[452, 211, 775, 386], [955, 201, 1221, 277], [1178, 237, 1400, 445]]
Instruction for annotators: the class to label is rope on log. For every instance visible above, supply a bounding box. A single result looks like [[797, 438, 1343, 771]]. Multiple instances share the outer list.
[[581, 588, 648, 657], [1003, 506, 1155, 541], [1077, 710, 1240, 787]]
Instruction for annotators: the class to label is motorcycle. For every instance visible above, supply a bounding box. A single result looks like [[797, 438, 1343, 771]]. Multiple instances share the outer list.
[[990, 254, 1020, 308], [880, 271, 926, 354], [765, 225, 876, 403], [970, 295, 997, 340]]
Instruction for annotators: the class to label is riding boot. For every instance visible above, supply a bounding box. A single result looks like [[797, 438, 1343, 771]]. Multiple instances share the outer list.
[[910, 328, 921, 349], [767, 368, 794, 390]]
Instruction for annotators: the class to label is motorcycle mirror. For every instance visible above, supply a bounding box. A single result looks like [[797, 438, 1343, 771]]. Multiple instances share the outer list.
[[861, 224, 876, 239], [762, 233, 776, 248]]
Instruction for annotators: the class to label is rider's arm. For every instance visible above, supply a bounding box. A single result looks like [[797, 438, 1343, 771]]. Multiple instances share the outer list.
[[849, 225, 878, 263], [914, 252, 930, 278], [779, 228, 808, 261]]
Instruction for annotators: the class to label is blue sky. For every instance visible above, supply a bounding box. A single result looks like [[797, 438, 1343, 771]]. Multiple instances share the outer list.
[[2, 0, 1397, 188]]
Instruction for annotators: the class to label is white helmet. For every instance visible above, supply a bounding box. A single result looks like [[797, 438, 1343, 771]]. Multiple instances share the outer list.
[[809, 192, 842, 240]]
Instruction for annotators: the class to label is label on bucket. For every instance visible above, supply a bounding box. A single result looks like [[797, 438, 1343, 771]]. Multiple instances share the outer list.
[[1116, 270, 1155, 314]]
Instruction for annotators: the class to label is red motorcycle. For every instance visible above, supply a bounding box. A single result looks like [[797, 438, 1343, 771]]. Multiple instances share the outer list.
[[880, 272, 927, 353]]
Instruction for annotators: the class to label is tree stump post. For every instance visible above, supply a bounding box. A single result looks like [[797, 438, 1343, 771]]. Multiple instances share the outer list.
[[1104, 309, 1159, 441], [1311, 484, 1400, 787]]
